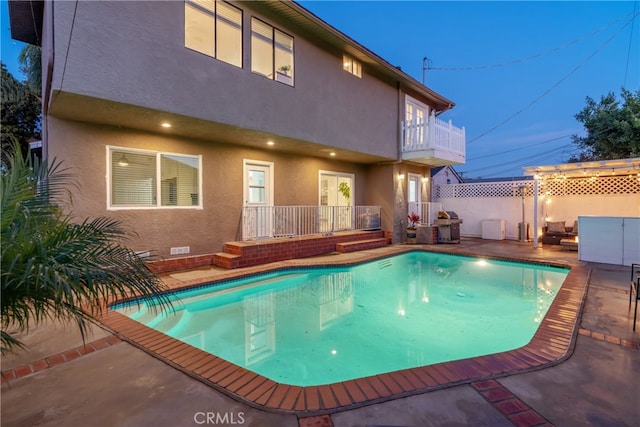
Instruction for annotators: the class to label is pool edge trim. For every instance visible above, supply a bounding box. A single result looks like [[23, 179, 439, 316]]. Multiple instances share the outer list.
[[98, 248, 590, 416]]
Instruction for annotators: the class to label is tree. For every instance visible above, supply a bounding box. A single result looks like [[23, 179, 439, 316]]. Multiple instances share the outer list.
[[18, 45, 42, 95], [569, 88, 640, 162], [1, 145, 172, 355], [0, 63, 41, 164]]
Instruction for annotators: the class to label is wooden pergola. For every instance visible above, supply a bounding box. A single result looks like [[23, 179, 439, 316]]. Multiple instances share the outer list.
[[522, 157, 640, 248]]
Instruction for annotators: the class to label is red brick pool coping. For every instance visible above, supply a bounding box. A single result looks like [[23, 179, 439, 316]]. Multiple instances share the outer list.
[[0, 336, 123, 383], [97, 248, 591, 415]]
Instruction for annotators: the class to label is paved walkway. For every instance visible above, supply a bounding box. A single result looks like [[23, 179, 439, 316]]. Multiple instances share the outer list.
[[2, 239, 638, 426]]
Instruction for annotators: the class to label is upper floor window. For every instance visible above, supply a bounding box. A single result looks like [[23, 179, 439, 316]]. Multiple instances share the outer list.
[[184, 0, 242, 68], [251, 18, 294, 86], [108, 147, 202, 209], [343, 54, 361, 78]]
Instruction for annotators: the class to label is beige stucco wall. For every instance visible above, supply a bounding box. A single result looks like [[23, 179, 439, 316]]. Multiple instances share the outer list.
[[40, 1, 450, 255], [48, 0, 399, 159], [49, 118, 376, 256]]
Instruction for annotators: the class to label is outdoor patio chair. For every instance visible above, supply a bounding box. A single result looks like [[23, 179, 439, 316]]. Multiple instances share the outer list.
[[630, 263, 640, 331]]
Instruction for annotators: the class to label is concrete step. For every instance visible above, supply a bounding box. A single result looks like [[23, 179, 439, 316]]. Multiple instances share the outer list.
[[335, 238, 389, 253], [213, 252, 241, 269]]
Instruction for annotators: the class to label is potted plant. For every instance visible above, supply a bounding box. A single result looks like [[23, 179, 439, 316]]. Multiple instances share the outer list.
[[338, 182, 350, 205], [278, 64, 291, 76], [406, 212, 420, 242], [276, 65, 293, 84]]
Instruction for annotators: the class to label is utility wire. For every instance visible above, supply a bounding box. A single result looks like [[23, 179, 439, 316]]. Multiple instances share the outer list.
[[462, 144, 571, 176], [428, 11, 634, 71], [624, 1, 639, 87], [482, 156, 559, 178], [466, 10, 640, 145], [461, 144, 573, 175], [463, 134, 587, 177], [482, 142, 590, 178], [467, 133, 578, 161]]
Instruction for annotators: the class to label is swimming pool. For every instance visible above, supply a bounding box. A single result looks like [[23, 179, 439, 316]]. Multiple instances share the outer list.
[[114, 251, 568, 387]]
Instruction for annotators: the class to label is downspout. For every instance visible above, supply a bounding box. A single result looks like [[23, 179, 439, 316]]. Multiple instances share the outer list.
[[396, 80, 403, 163], [42, 0, 55, 162], [378, 80, 404, 166], [395, 80, 403, 237], [533, 175, 539, 249]]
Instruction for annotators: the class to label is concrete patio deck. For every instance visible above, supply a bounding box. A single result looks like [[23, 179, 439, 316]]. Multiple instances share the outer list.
[[2, 238, 638, 426]]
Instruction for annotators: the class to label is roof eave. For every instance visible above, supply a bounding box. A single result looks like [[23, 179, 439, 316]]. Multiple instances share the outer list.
[[268, 1, 455, 112], [8, 0, 44, 46]]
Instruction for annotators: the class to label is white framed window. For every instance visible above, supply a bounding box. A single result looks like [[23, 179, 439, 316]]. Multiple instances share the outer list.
[[251, 18, 294, 86], [184, 0, 242, 68], [342, 54, 361, 78], [107, 146, 202, 210]]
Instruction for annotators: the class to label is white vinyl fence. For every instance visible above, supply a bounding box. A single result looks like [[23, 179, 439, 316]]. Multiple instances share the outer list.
[[433, 175, 640, 241]]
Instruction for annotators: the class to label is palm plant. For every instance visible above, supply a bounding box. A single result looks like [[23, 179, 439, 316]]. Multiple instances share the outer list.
[[1, 145, 171, 355]]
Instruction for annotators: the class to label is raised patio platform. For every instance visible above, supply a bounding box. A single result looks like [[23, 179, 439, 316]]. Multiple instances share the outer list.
[[213, 230, 390, 269]]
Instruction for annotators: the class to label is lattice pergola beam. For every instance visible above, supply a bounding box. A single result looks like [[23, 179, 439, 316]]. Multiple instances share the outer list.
[[523, 157, 640, 178]]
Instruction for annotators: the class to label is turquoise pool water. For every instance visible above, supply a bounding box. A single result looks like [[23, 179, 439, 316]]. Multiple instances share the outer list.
[[114, 252, 568, 386]]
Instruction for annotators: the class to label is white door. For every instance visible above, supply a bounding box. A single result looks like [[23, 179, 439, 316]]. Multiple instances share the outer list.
[[243, 160, 274, 239], [319, 171, 354, 232], [405, 96, 428, 149], [408, 173, 421, 224]]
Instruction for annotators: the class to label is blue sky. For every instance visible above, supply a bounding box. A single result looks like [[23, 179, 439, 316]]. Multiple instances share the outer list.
[[1, 0, 22, 76], [299, 1, 640, 178], [2, 1, 639, 178]]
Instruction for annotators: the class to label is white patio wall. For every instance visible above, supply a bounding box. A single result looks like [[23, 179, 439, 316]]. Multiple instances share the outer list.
[[433, 176, 640, 240]]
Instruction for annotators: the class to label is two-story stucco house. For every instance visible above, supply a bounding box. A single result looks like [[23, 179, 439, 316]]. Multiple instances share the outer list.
[[9, 0, 465, 269]]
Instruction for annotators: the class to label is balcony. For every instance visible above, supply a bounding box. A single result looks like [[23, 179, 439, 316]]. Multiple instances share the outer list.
[[401, 113, 465, 166]]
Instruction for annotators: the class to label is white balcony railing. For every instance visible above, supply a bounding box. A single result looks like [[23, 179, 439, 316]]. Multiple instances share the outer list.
[[242, 205, 382, 241], [402, 112, 465, 159]]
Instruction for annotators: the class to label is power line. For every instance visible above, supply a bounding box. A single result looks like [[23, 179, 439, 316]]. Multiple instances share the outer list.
[[467, 133, 578, 161], [466, 10, 640, 145], [624, 1, 639, 87], [464, 144, 572, 174], [428, 11, 634, 71]]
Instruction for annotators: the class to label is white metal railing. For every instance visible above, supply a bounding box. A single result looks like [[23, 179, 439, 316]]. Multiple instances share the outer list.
[[402, 112, 465, 156], [242, 205, 382, 241]]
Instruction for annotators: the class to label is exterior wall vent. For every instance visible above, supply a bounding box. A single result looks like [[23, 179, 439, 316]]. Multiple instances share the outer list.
[[170, 246, 190, 255]]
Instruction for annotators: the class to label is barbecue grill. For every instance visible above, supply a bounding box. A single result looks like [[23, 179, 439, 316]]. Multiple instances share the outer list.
[[435, 211, 462, 243]]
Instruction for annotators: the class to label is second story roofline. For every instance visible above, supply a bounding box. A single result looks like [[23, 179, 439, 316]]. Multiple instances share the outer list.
[[261, 0, 455, 113], [9, 0, 456, 114]]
